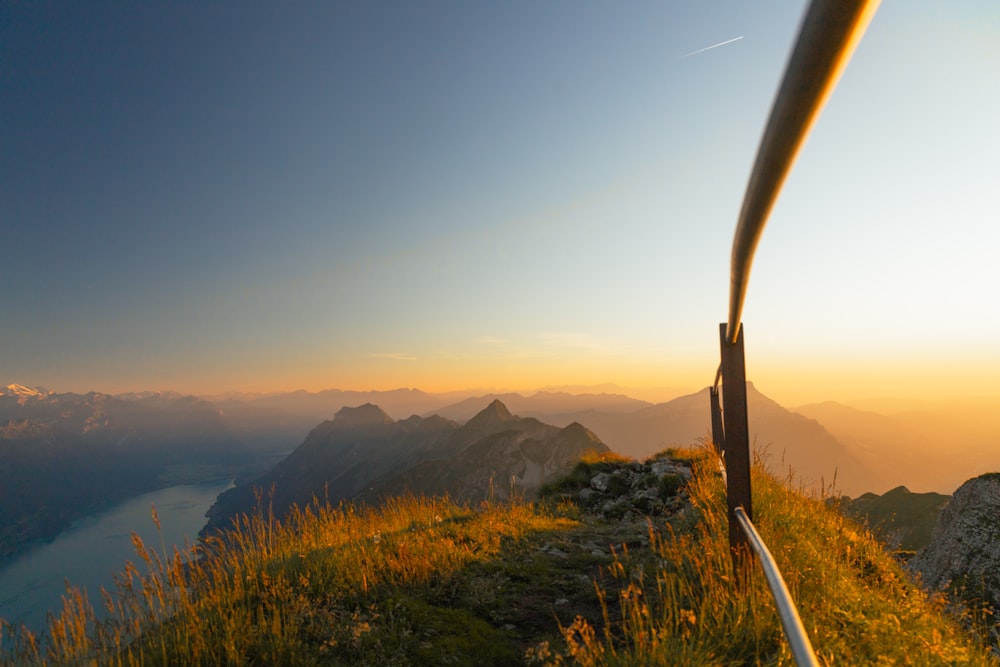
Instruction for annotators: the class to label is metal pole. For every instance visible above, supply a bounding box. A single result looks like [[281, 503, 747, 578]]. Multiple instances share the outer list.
[[719, 322, 752, 556], [726, 0, 880, 342], [710, 385, 725, 456]]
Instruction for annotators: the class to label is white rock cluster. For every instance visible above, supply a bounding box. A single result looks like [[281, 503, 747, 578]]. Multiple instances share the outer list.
[[550, 455, 694, 521]]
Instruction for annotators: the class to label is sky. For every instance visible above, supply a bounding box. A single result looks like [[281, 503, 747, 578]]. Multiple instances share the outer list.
[[2, 1, 999, 405]]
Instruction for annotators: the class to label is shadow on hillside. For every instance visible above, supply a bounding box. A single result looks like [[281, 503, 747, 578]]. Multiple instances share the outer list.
[[315, 501, 691, 667]]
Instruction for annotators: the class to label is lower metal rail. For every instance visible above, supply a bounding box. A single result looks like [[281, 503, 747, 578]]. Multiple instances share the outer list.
[[734, 506, 820, 666]]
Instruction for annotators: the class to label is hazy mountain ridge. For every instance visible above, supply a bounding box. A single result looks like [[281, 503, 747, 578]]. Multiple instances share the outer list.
[[206, 387, 449, 419], [431, 385, 998, 497], [5, 379, 997, 566], [427, 391, 652, 423], [795, 401, 1000, 494], [0, 387, 243, 453], [523, 383, 871, 495], [0, 388, 250, 563], [201, 387, 467, 462], [204, 403, 461, 533], [204, 400, 611, 534], [206, 382, 996, 503]]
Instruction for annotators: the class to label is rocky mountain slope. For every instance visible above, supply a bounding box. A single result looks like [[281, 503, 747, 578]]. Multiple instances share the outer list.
[[912, 473, 1000, 619], [205, 400, 610, 533], [361, 415, 609, 505]]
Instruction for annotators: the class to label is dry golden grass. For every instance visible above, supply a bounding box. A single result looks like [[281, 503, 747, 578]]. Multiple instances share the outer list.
[[1, 494, 572, 666], [534, 449, 998, 666], [2, 447, 996, 665]]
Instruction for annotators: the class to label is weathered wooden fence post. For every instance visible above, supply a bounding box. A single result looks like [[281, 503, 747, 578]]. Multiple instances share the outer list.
[[719, 322, 752, 557]]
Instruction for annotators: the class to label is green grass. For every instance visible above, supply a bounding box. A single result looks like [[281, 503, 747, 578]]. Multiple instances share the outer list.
[[838, 486, 950, 553], [1, 447, 996, 666], [533, 451, 998, 666], [538, 451, 633, 499]]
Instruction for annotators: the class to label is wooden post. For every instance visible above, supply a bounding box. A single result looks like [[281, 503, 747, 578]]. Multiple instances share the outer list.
[[719, 322, 752, 557], [710, 385, 725, 456]]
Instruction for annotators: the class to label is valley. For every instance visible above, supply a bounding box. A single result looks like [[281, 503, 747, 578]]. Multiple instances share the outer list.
[[3, 380, 999, 660]]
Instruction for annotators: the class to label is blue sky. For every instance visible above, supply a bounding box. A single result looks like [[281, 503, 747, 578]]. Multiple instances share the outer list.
[[2, 1, 998, 403]]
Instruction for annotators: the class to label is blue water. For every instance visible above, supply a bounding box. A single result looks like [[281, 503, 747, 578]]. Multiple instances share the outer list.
[[0, 479, 232, 634]]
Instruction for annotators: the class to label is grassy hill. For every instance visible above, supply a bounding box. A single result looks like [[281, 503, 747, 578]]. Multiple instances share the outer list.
[[837, 485, 951, 553], [2, 448, 996, 665]]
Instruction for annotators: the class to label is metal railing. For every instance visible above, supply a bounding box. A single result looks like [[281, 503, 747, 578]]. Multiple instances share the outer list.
[[726, 0, 881, 343], [734, 507, 819, 667], [709, 0, 879, 664]]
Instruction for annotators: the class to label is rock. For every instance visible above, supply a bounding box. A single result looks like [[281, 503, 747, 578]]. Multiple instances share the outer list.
[[634, 486, 660, 501], [650, 459, 692, 480], [650, 460, 676, 476], [600, 496, 632, 520], [591, 472, 611, 492], [541, 451, 696, 522], [911, 473, 1000, 612]]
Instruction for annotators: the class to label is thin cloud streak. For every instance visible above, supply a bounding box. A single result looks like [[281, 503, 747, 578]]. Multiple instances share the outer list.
[[681, 36, 744, 59]]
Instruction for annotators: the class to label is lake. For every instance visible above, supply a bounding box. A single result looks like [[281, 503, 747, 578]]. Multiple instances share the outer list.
[[0, 478, 233, 635]]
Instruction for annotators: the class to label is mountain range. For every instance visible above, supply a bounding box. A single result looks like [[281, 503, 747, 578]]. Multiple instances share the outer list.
[[0, 385, 250, 563], [203, 400, 609, 534], [429, 384, 870, 494], [423, 391, 652, 423], [4, 379, 998, 561], [116, 381, 1000, 498], [4, 378, 998, 662], [425, 385, 1000, 496], [794, 400, 999, 495]]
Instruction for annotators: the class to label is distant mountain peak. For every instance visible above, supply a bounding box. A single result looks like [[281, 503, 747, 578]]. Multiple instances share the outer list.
[[333, 403, 394, 428], [559, 421, 602, 443], [453, 399, 519, 439], [3, 383, 49, 398], [469, 399, 513, 423]]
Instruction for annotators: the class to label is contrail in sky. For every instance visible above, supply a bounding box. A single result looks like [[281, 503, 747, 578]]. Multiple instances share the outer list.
[[681, 36, 744, 59]]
